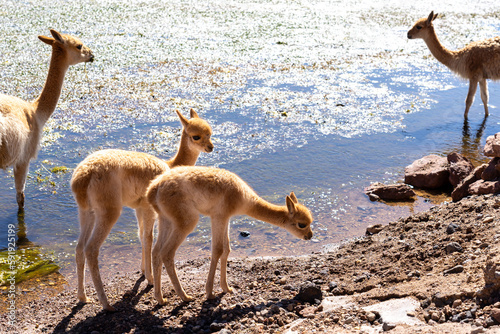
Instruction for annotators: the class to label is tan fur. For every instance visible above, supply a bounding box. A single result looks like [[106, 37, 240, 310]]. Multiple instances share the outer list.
[[408, 11, 500, 118], [0, 29, 93, 209], [71, 109, 213, 311], [146, 166, 314, 305]]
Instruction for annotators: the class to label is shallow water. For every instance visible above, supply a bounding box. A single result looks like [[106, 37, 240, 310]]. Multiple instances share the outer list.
[[1, 0, 500, 281]]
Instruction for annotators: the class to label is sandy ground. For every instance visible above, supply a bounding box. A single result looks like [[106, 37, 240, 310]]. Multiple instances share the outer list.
[[2, 194, 500, 333]]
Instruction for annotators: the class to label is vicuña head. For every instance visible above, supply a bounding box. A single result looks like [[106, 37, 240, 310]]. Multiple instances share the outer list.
[[408, 11, 500, 118], [0, 29, 93, 209], [147, 166, 314, 305]]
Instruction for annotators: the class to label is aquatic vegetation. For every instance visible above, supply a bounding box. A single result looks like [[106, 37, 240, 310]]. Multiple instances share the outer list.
[[0, 247, 59, 285]]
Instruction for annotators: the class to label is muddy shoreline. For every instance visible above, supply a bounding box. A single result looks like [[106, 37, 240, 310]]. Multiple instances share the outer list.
[[2, 193, 500, 333]]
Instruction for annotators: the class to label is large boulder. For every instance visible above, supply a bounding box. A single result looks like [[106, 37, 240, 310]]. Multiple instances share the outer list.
[[468, 180, 500, 195], [404, 155, 450, 189], [484, 133, 500, 158], [447, 152, 474, 187], [481, 157, 500, 181], [451, 164, 486, 202], [365, 182, 415, 201]]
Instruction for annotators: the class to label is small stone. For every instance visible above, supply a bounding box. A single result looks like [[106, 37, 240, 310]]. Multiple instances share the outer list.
[[471, 327, 485, 334], [367, 312, 377, 322], [452, 299, 462, 308], [364, 182, 415, 201], [278, 277, 287, 285], [483, 216, 495, 224], [382, 322, 397, 331], [443, 265, 464, 275], [295, 282, 323, 303], [210, 322, 225, 331], [328, 281, 338, 291], [366, 224, 384, 235], [446, 223, 459, 234], [446, 242, 463, 254], [240, 231, 250, 238]]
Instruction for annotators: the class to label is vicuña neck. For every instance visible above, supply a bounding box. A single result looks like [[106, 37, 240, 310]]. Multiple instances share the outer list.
[[245, 197, 288, 227], [424, 26, 457, 69], [33, 49, 70, 124], [167, 134, 199, 167]]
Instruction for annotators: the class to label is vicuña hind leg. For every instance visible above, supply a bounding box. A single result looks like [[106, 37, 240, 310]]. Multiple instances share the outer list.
[[135, 207, 156, 285], [85, 206, 121, 311], [76, 208, 95, 303], [154, 215, 197, 304], [13, 162, 29, 209], [479, 79, 489, 117]]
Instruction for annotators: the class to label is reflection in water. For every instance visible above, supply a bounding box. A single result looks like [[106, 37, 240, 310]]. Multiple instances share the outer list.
[[16, 210, 33, 249], [462, 116, 488, 164]]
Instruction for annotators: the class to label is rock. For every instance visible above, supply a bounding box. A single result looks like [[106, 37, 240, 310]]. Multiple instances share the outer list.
[[448, 152, 474, 187], [299, 306, 317, 318], [382, 322, 397, 331], [364, 182, 415, 201], [240, 231, 250, 238], [469, 180, 500, 195], [443, 265, 464, 275], [404, 154, 450, 189], [477, 255, 500, 302], [366, 224, 384, 235], [484, 133, 500, 157], [471, 327, 486, 334], [328, 281, 338, 291], [451, 168, 479, 202], [210, 322, 225, 331], [481, 158, 500, 181], [446, 242, 463, 254], [446, 223, 459, 234], [491, 308, 500, 323], [367, 312, 377, 322], [452, 299, 462, 308], [295, 282, 323, 303]]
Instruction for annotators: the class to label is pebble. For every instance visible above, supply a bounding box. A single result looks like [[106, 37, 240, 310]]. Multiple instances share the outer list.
[[382, 322, 396, 331], [446, 223, 459, 234], [446, 242, 463, 254], [452, 299, 462, 308], [491, 308, 500, 322], [367, 312, 377, 322], [240, 231, 250, 238], [295, 282, 323, 303], [471, 327, 485, 334], [443, 265, 464, 275], [483, 216, 494, 224]]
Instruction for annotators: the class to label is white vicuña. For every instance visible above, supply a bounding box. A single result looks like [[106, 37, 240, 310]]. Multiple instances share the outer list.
[[0, 29, 93, 209], [146, 166, 314, 305], [408, 11, 500, 118], [71, 109, 213, 311]]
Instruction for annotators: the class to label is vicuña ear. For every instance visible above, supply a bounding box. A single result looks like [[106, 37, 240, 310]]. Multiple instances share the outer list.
[[286, 195, 296, 215], [289, 192, 298, 203], [49, 29, 65, 44], [427, 11, 436, 25], [175, 109, 190, 128], [190, 108, 199, 119], [38, 35, 55, 45], [433, 12, 438, 21]]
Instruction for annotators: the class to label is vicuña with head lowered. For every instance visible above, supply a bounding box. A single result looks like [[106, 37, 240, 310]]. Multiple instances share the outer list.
[[146, 166, 314, 305]]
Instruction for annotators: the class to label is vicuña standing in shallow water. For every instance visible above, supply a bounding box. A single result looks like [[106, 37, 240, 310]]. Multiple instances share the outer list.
[[71, 109, 213, 311], [0, 29, 94, 209], [146, 166, 314, 305], [408, 11, 500, 118]]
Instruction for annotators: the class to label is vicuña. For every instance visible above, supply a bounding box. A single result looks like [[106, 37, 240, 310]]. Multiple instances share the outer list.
[[146, 166, 314, 305], [408, 11, 500, 118], [71, 109, 213, 311], [0, 29, 94, 209]]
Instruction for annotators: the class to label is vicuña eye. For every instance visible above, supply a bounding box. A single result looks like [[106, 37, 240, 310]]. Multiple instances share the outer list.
[[416, 26, 422, 30], [298, 223, 307, 229], [77, 44, 83, 50], [192, 136, 201, 140]]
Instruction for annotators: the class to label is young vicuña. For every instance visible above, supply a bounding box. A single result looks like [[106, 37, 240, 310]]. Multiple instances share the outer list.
[[0, 29, 94, 209], [71, 109, 213, 311], [146, 166, 314, 305], [408, 11, 500, 118]]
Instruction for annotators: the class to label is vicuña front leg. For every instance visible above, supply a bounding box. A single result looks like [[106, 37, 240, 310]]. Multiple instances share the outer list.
[[206, 219, 233, 299], [13, 162, 29, 209], [465, 78, 479, 118]]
